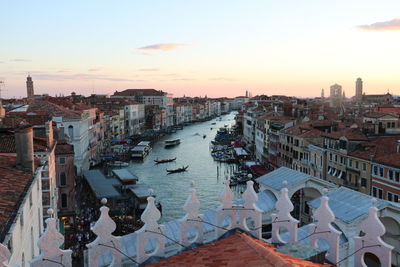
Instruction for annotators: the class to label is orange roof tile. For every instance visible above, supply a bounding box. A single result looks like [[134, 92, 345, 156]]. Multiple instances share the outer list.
[[147, 231, 330, 267], [0, 155, 35, 242]]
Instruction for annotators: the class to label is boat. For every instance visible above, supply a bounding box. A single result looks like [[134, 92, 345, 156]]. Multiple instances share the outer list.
[[165, 139, 181, 148], [203, 134, 207, 139], [211, 122, 216, 125], [107, 161, 129, 167], [131, 145, 151, 159], [166, 166, 188, 173], [154, 157, 176, 164]]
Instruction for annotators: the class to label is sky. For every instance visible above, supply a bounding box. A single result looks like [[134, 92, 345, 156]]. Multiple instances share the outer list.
[[1, 0, 400, 98]]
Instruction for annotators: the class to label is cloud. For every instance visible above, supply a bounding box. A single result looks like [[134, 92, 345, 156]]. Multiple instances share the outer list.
[[139, 68, 159, 72], [358, 18, 400, 31], [11, 58, 31, 62], [34, 73, 142, 82], [209, 77, 235, 81], [138, 43, 189, 51], [88, 68, 102, 72], [0, 61, 4, 64], [173, 78, 195, 81]]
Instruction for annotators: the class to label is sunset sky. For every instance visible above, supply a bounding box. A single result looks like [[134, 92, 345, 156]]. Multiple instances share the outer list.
[[1, 0, 400, 98]]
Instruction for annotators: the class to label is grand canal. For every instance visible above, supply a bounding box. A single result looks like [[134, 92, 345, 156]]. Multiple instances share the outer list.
[[128, 112, 238, 222]]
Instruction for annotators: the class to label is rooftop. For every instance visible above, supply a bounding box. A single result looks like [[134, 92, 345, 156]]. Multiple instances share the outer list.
[[0, 155, 36, 242], [148, 230, 329, 267]]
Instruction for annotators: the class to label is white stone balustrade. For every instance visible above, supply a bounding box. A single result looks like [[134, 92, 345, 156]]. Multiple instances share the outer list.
[[0, 244, 11, 267], [271, 181, 299, 244], [239, 181, 263, 239], [30, 209, 72, 267], [215, 181, 237, 238], [136, 196, 166, 263], [87, 198, 122, 267], [1, 179, 395, 267], [353, 199, 394, 267], [308, 188, 341, 264], [178, 182, 204, 247]]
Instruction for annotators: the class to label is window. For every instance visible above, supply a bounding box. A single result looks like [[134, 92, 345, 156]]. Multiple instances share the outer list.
[[349, 159, 352, 167], [335, 155, 338, 162], [20, 211, 24, 228], [68, 125, 74, 138], [29, 193, 32, 207], [389, 170, 394, 180], [59, 157, 66, 164], [329, 153, 333, 161], [362, 163, 366, 171], [379, 167, 384, 177], [348, 173, 352, 183], [396, 172, 400, 182], [60, 172, 67, 186], [355, 161, 359, 169], [361, 178, 367, 187], [372, 187, 383, 199], [388, 192, 393, 202], [373, 166, 378, 175], [61, 194, 68, 208]]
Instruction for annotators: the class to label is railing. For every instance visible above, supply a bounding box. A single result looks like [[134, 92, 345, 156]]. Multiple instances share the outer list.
[[0, 181, 395, 267]]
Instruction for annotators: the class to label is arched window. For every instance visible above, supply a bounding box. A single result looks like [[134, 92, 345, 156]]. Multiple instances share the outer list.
[[68, 125, 74, 138]]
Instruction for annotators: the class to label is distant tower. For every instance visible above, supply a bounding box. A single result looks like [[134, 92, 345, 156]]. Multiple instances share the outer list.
[[321, 88, 325, 98], [26, 75, 34, 101], [245, 90, 249, 98], [343, 90, 346, 99], [330, 83, 342, 107], [355, 78, 363, 101]]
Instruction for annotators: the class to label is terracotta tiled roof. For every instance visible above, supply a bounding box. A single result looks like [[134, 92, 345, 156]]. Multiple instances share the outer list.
[[281, 123, 323, 139], [114, 89, 166, 97], [350, 136, 400, 167], [322, 128, 368, 141], [0, 155, 35, 242], [0, 130, 49, 153], [10, 100, 82, 119], [148, 231, 329, 267], [55, 142, 74, 155]]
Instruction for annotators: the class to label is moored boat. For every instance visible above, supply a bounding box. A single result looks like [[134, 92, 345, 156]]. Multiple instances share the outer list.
[[166, 166, 188, 173], [154, 157, 177, 164], [107, 161, 129, 167], [165, 139, 181, 148]]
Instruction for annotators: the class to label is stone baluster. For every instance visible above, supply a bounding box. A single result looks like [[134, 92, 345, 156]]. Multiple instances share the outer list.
[[30, 209, 72, 267], [308, 188, 341, 263], [215, 181, 236, 238], [239, 181, 263, 239], [271, 181, 299, 244], [179, 181, 204, 248], [87, 199, 122, 267], [0, 244, 12, 267], [136, 196, 165, 264], [353, 199, 394, 267]]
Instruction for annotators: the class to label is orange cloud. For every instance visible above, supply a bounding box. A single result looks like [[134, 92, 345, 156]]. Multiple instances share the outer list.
[[359, 18, 400, 31], [138, 43, 189, 51]]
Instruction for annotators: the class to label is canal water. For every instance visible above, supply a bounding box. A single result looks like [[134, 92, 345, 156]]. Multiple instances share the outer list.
[[128, 112, 238, 222]]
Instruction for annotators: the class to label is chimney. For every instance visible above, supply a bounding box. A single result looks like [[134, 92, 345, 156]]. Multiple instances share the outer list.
[[15, 125, 35, 173], [45, 121, 54, 148]]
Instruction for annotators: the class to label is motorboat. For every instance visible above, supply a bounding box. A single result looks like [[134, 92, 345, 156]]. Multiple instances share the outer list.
[[203, 134, 207, 139], [154, 157, 177, 164], [165, 139, 181, 148], [131, 143, 151, 159], [166, 166, 188, 173]]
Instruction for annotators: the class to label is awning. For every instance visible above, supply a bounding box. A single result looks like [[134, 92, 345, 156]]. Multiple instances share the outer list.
[[234, 147, 249, 156], [250, 165, 269, 176]]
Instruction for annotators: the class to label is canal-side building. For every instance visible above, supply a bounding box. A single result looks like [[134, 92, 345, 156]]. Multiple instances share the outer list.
[[0, 128, 44, 267], [55, 141, 76, 226]]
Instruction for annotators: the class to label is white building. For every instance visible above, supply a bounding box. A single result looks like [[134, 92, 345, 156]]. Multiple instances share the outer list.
[[0, 128, 44, 267]]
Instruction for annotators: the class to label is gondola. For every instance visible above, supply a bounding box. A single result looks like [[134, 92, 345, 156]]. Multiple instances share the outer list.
[[154, 157, 176, 164], [166, 166, 188, 173]]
